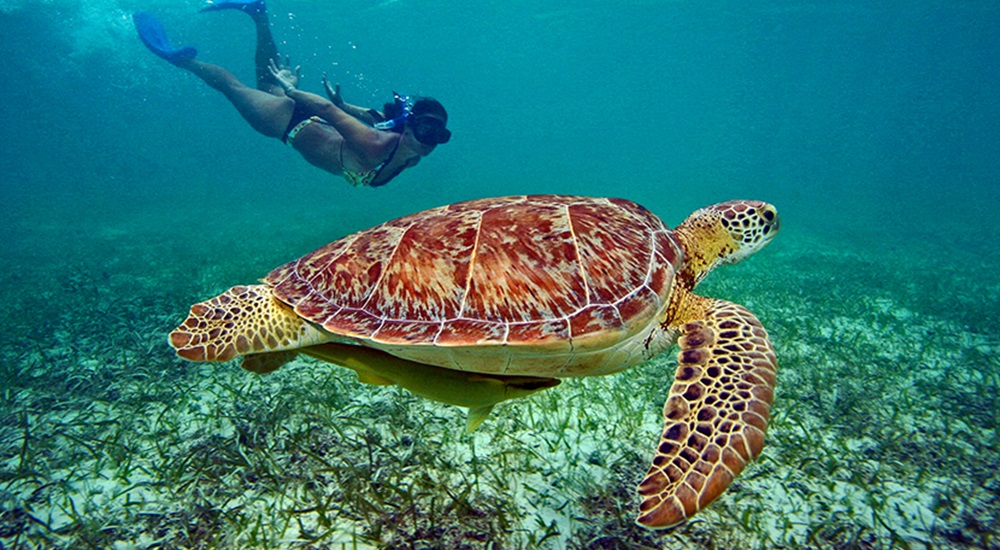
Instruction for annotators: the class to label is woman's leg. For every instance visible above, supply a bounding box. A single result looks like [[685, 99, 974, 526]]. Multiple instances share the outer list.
[[177, 59, 293, 138], [248, 11, 285, 94], [176, 4, 297, 139]]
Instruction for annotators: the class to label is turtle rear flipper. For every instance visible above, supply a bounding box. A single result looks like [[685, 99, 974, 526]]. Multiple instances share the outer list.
[[169, 284, 328, 362], [636, 295, 777, 528]]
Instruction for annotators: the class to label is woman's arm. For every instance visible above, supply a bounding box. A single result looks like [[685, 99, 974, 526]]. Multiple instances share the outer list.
[[323, 75, 381, 125], [269, 60, 386, 163]]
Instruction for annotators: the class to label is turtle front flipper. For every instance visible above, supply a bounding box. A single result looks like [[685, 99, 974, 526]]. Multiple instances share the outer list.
[[169, 284, 329, 362], [636, 296, 777, 529]]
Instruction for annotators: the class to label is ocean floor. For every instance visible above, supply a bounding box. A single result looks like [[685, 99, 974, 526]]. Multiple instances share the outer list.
[[0, 215, 997, 549]]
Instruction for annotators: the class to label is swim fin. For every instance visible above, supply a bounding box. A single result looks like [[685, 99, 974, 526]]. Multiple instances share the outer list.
[[199, 0, 266, 15], [133, 12, 197, 65]]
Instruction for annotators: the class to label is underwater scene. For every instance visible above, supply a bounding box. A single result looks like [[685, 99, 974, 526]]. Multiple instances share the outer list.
[[1, 0, 998, 548]]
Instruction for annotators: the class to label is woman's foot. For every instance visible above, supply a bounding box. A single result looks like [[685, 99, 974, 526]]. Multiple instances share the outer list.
[[134, 12, 197, 64]]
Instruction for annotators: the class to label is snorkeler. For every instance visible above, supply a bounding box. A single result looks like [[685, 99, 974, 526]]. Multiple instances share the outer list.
[[133, 0, 451, 188]]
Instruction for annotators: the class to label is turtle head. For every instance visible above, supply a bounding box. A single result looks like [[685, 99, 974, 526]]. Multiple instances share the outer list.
[[675, 200, 779, 285]]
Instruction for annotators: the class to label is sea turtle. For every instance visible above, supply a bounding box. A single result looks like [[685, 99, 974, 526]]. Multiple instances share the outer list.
[[169, 194, 780, 528]]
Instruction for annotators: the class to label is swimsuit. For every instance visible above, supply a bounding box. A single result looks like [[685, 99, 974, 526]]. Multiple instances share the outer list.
[[284, 115, 325, 144], [282, 102, 400, 187], [281, 101, 318, 144]]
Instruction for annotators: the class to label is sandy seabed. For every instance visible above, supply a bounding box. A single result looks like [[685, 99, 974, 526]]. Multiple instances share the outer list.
[[0, 221, 997, 549]]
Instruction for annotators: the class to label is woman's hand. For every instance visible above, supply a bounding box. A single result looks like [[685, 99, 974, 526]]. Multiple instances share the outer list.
[[322, 74, 345, 108], [268, 57, 302, 94]]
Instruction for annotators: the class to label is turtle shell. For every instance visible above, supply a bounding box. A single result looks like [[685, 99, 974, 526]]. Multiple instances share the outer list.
[[266, 195, 683, 375]]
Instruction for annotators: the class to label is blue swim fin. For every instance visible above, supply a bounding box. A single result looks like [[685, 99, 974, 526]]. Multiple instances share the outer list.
[[133, 12, 197, 65], [199, 0, 266, 15]]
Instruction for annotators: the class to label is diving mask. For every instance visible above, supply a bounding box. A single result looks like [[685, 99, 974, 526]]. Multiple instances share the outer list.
[[411, 116, 451, 145]]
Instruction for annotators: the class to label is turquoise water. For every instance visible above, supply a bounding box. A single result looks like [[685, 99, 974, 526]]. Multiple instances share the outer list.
[[1, 1, 998, 548]]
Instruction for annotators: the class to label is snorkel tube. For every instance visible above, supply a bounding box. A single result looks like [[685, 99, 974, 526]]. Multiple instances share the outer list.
[[373, 92, 412, 131]]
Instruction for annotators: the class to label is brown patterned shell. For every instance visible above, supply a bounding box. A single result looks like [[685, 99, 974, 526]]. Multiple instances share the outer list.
[[266, 195, 682, 373]]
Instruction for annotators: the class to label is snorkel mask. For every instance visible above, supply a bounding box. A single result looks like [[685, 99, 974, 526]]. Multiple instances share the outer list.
[[411, 115, 451, 145], [373, 92, 451, 145]]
